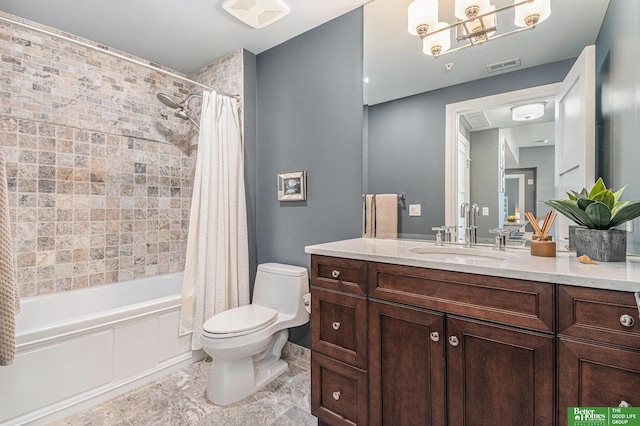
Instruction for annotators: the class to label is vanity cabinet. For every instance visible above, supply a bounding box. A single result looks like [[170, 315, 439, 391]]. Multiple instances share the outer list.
[[557, 285, 640, 426], [310, 254, 640, 425], [367, 262, 555, 426]]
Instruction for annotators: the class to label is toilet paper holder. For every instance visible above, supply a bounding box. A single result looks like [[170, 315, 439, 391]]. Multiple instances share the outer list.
[[303, 293, 311, 313]]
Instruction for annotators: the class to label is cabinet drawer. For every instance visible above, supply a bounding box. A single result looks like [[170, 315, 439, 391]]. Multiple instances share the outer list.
[[558, 285, 640, 349], [312, 255, 367, 296], [311, 352, 367, 426], [311, 287, 367, 369], [368, 262, 555, 333]]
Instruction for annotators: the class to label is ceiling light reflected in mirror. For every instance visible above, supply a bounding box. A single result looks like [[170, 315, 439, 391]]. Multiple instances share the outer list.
[[511, 102, 546, 121]]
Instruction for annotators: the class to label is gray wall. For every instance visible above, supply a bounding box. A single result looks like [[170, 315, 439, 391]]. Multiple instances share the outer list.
[[367, 59, 575, 238], [256, 9, 364, 346], [470, 129, 499, 240], [243, 49, 258, 295], [596, 0, 640, 254], [519, 146, 554, 219]]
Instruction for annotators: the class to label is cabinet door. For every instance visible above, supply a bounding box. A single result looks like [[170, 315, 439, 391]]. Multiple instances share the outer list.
[[558, 338, 640, 426], [369, 299, 446, 426], [447, 316, 555, 426]]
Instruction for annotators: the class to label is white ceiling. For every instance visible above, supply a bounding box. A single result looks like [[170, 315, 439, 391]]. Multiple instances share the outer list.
[[364, 0, 610, 105], [0, 0, 610, 103], [0, 0, 370, 75]]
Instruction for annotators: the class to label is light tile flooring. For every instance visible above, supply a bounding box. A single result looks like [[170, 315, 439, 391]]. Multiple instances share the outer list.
[[54, 344, 317, 426]]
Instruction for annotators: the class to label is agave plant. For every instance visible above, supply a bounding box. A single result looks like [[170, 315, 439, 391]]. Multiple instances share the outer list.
[[544, 178, 640, 230]]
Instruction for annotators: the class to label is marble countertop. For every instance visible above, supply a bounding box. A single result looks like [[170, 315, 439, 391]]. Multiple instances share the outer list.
[[305, 238, 640, 292]]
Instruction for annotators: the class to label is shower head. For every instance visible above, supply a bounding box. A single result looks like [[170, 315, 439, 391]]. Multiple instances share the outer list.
[[177, 109, 200, 129], [156, 93, 181, 109], [157, 91, 201, 129]]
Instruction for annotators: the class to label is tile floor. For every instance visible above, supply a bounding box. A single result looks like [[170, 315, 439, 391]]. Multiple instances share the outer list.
[[54, 344, 317, 426]]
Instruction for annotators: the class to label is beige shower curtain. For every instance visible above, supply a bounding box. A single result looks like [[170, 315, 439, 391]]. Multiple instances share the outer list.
[[0, 148, 19, 366], [179, 90, 250, 350]]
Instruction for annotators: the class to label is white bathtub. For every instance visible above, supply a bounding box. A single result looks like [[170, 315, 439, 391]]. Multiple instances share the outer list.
[[0, 272, 194, 426]]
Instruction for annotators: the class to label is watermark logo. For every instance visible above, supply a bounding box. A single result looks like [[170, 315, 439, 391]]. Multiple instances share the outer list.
[[568, 407, 640, 426]]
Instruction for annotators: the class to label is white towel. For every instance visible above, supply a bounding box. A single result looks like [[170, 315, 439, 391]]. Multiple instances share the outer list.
[[0, 148, 19, 366], [375, 194, 398, 239], [363, 194, 375, 238]]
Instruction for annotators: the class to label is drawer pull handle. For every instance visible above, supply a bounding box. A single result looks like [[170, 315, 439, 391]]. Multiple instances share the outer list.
[[448, 336, 459, 347], [620, 314, 635, 328], [332, 322, 341, 331], [333, 391, 341, 401], [619, 401, 632, 408], [331, 270, 340, 279], [430, 331, 440, 342]]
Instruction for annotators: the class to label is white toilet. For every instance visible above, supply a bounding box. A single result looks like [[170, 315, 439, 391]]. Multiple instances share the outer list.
[[200, 263, 310, 405]]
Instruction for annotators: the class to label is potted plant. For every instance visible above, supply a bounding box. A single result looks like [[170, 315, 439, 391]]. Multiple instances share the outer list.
[[544, 178, 640, 262]]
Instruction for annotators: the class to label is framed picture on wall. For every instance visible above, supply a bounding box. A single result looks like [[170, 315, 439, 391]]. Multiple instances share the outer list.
[[277, 171, 306, 201]]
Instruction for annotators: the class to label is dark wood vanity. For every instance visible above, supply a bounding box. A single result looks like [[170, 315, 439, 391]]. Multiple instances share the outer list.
[[309, 254, 640, 426]]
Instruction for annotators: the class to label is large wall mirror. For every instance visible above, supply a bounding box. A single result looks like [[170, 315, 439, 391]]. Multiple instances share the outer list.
[[363, 0, 610, 243]]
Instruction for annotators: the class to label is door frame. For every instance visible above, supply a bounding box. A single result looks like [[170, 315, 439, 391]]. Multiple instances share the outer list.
[[444, 83, 561, 228], [504, 173, 526, 224]]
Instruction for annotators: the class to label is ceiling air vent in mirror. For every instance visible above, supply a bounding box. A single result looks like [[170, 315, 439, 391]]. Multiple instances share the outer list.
[[486, 58, 522, 74], [222, 0, 290, 29]]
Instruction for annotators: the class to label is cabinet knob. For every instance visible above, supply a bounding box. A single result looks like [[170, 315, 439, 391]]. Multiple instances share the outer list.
[[332, 322, 341, 331], [620, 314, 635, 328], [448, 336, 460, 347], [333, 391, 341, 401], [331, 270, 340, 279], [619, 400, 632, 408], [430, 331, 440, 342]]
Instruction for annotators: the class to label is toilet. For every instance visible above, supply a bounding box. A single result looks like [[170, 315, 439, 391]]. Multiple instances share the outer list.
[[200, 263, 310, 405]]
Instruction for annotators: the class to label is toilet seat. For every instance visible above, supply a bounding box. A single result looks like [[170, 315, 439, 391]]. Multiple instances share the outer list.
[[202, 304, 278, 338]]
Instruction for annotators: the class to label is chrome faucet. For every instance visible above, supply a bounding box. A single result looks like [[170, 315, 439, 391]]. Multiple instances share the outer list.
[[460, 203, 480, 247]]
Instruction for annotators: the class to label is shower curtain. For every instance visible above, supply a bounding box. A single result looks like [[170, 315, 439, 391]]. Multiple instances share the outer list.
[[179, 90, 250, 350]]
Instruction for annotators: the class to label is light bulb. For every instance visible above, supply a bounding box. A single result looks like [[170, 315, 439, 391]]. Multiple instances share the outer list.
[[408, 0, 439, 37], [423, 22, 451, 57], [514, 0, 551, 27]]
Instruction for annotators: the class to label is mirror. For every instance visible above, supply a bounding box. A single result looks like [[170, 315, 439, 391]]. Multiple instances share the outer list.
[[363, 0, 609, 241], [450, 87, 557, 243]]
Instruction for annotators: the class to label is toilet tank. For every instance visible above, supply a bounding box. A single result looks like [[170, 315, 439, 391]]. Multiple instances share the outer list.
[[253, 263, 309, 317]]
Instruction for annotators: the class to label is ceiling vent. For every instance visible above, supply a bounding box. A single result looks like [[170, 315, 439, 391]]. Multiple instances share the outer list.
[[486, 58, 521, 73], [462, 111, 492, 130], [222, 0, 290, 29]]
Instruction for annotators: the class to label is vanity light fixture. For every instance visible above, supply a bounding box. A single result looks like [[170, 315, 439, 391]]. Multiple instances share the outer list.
[[407, 0, 551, 58], [511, 102, 546, 121]]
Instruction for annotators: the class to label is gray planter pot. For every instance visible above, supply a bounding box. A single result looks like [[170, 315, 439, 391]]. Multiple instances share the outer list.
[[568, 225, 586, 252], [574, 228, 627, 262]]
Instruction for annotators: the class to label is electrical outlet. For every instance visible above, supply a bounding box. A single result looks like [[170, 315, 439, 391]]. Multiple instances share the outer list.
[[627, 220, 634, 233], [482, 207, 489, 216], [409, 204, 421, 217]]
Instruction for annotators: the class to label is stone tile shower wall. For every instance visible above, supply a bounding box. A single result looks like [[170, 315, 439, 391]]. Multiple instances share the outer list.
[[0, 13, 244, 297]]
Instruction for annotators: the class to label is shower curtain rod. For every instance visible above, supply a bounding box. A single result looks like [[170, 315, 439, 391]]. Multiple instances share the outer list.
[[0, 15, 241, 100]]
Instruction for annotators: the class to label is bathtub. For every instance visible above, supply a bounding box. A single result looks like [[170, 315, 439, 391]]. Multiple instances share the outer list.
[[0, 272, 194, 426]]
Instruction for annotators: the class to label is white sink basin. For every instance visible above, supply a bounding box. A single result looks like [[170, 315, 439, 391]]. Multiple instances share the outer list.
[[408, 245, 517, 262]]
